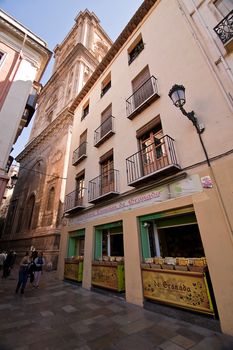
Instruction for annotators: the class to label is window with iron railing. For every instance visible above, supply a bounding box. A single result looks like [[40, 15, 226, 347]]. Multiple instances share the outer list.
[[128, 35, 144, 65], [101, 73, 111, 97], [73, 130, 87, 165], [213, 1, 233, 46], [81, 101, 89, 120]]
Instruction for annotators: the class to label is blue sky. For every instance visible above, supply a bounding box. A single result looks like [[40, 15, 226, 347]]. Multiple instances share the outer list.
[[0, 0, 144, 158]]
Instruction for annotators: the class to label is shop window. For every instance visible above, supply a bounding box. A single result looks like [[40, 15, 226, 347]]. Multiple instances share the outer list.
[[94, 222, 124, 260], [101, 73, 111, 97], [214, 0, 233, 16], [67, 229, 85, 257], [140, 213, 205, 260], [81, 100, 89, 120], [128, 34, 144, 65]]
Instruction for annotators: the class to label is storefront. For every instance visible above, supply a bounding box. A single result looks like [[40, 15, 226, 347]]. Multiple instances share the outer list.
[[92, 221, 125, 292], [139, 207, 215, 316], [64, 229, 85, 282]]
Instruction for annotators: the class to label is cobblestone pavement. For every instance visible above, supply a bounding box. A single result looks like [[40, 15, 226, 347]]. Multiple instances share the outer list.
[[0, 267, 233, 350]]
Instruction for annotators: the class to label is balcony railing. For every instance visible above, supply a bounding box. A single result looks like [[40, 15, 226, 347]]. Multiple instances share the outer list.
[[88, 169, 120, 203], [214, 10, 233, 46], [64, 188, 85, 213], [126, 76, 159, 119], [72, 142, 87, 165], [126, 135, 180, 186], [94, 115, 115, 147]]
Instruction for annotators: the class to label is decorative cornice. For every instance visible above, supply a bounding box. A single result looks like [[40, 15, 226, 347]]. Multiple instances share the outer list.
[[16, 108, 74, 162], [69, 0, 158, 114]]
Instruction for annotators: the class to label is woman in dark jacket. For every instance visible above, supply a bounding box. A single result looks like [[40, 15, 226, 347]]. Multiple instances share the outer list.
[[15, 252, 30, 294]]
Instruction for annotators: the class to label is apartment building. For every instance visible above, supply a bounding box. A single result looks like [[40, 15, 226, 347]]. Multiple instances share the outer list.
[[0, 10, 51, 204], [59, 0, 233, 336]]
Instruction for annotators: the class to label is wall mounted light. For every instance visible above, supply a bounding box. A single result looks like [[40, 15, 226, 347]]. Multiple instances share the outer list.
[[168, 84, 209, 166], [168, 84, 205, 134]]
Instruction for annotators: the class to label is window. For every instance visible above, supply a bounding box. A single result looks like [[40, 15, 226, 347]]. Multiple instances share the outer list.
[[81, 100, 89, 120], [137, 118, 168, 175], [75, 170, 85, 206], [102, 229, 124, 257], [25, 195, 35, 230], [128, 34, 144, 65], [94, 222, 124, 260], [47, 187, 55, 211], [214, 0, 233, 16], [140, 213, 204, 260], [100, 150, 114, 195], [100, 104, 112, 138], [101, 73, 111, 97], [0, 51, 5, 63], [132, 65, 153, 109], [67, 229, 85, 258], [79, 130, 87, 157]]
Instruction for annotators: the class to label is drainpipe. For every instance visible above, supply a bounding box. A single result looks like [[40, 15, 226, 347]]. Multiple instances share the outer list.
[[176, 0, 233, 111]]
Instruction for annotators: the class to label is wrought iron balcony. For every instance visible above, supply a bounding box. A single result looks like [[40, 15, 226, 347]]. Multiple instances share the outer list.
[[126, 76, 159, 119], [88, 169, 120, 203], [64, 188, 85, 213], [214, 10, 233, 47], [72, 142, 87, 166], [126, 135, 180, 186], [94, 115, 115, 147]]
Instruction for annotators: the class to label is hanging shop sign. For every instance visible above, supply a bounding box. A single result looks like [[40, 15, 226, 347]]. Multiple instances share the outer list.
[[142, 267, 214, 315], [68, 174, 202, 226]]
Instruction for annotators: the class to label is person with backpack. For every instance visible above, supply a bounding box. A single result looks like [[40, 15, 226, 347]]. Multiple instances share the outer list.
[[33, 252, 45, 288], [15, 252, 30, 294]]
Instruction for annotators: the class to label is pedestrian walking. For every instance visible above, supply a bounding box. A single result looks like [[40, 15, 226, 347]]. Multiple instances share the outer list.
[[0, 251, 6, 271], [34, 252, 45, 288], [2, 250, 15, 278], [28, 250, 38, 285], [15, 252, 30, 294]]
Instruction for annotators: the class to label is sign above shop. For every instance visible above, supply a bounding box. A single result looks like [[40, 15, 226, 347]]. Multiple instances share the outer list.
[[67, 175, 202, 226]]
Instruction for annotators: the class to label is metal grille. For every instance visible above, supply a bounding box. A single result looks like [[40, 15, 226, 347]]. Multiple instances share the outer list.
[[214, 10, 233, 44]]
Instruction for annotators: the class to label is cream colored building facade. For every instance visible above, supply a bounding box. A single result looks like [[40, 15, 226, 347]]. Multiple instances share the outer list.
[[1, 10, 111, 266], [59, 0, 233, 336], [0, 10, 51, 205]]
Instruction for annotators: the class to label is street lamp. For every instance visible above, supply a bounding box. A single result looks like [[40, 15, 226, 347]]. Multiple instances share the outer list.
[[168, 84, 205, 134], [168, 84, 209, 166]]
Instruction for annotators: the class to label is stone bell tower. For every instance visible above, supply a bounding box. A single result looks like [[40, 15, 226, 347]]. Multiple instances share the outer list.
[[1, 10, 112, 267]]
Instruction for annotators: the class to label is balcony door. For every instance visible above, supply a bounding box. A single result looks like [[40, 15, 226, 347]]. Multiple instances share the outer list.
[[101, 105, 112, 139], [101, 156, 114, 195], [132, 66, 153, 109], [75, 172, 85, 207], [139, 124, 168, 176]]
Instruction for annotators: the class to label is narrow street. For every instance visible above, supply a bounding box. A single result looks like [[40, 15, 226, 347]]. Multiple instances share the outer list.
[[0, 267, 233, 350]]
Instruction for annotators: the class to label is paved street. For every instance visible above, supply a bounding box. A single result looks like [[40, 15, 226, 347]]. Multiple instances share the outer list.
[[0, 268, 233, 350]]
